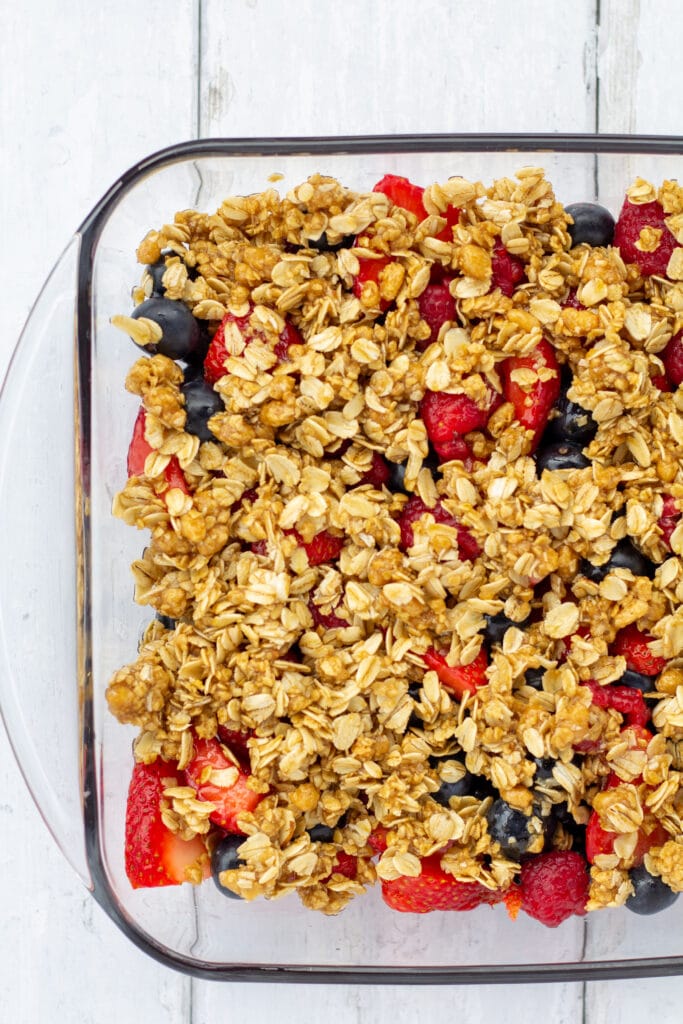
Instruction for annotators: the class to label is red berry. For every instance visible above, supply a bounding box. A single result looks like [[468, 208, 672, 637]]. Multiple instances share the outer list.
[[373, 174, 427, 222], [501, 338, 561, 448], [381, 853, 503, 913], [611, 624, 667, 676], [491, 241, 525, 297], [360, 452, 391, 488], [216, 726, 253, 769], [432, 435, 474, 465], [583, 678, 650, 729], [613, 197, 677, 277], [125, 760, 208, 889], [397, 495, 480, 560], [422, 646, 488, 700], [659, 495, 681, 549], [127, 406, 190, 499], [308, 596, 349, 630], [662, 331, 683, 388], [328, 852, 358, 880], [185, 735, 264, 834], [417, 282, 456, 350], [204, 305, 300, 385], [562, 288, 584, 310], [302, 530, 344, 566], [368, 827, 389, 855], [519, 851, 589, 927], [652, 373, 671, 392], [586, 810, 668, 868], [420, 389, 491, 439], [353, 255, 393, 311]]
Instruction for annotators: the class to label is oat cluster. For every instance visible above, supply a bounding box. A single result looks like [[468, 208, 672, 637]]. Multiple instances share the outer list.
[[108, 168, 683, 914]]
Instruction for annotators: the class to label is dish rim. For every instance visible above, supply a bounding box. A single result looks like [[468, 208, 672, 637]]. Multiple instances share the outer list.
[[77, 133, 683, 981]]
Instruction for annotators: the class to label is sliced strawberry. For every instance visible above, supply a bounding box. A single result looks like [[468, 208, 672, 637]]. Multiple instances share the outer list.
[[417, 282, 456, 350], [611, 624, 667, 676], [185, 735, 264, 835], [586, 809, 668, 867], [397, 495, 480, 559], [373, 174, 427, 222], [662, 331, 683, 388], [491, 241, 525, 297], [381, 853, 503, 913], [325, 852, 358, 881], [127, 406, 190, 497], [368, 826, 389, 855], [501, 338, 561, 448], [302, 530, 344, 566], [422, 646, 488, 700], [204, 305, 301, 385], [353, 255, 393, 311], [613, 197, 678, 277], [125, 759, 208, 889]]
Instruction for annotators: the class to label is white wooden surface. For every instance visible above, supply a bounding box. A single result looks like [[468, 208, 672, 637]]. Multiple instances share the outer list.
[[2, 1, 683, 1020]]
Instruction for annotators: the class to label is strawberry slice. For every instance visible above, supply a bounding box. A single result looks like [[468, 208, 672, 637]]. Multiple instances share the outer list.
[[417, 281, 456, 350], [185, 735, 264, 835], [421, 386, 501, 441], [204, 304, 301, 385], [125, 759, 208, 889], [368, 826, 389, 855], [613, 197, 678, 277], [611, 624, 667, 677], [323, 852, 358, 882], [583, 678, 650, 729], [491, 241, 525, 297], [501, 338, 561, 449], [352, 255, 393, 311], [381, 853, 503, 913], [397, 495, 480, 559], [127, 406, 190, 497], [422, 646, 488, 700], [372, 174, 459, 241]]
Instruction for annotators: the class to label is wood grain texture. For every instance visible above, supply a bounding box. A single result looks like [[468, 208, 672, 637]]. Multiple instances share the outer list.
[[4, 0, 683, 1020]]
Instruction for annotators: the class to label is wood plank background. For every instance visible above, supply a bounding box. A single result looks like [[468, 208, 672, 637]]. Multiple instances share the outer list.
[[1, 1, 682, 1020]]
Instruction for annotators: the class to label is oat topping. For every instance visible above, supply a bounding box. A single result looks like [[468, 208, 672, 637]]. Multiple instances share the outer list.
[[109, 169, 683, 917]]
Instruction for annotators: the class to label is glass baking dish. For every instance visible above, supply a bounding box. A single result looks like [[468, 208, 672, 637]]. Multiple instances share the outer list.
[[3, 133, 683, 983]]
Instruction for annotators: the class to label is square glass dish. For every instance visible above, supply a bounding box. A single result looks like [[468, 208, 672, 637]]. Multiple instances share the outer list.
[[3, 133, 683, 983]]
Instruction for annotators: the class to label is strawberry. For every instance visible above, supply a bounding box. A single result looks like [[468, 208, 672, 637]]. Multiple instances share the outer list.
[[422, 646, 488, 700], [501, 337, 561, 448], [432, 435, 474, 465], [185, 735, 264, 834], [491, 241, 525, 297], [420, 388, 491, 439], [397, 494, 480, 559], [127, 406, 190, 497], [325, 852, 358, 881], [372, 174, 459, 242], [352, 255, 393, 311], [662, 330, 683, 388], [204, 305, 301, 385], [368, 826, 389, 855], [652, 373, 671, 392], [216, 726, 254, 769], [417, 282, 456, 350], [519, 851, 588, 927], [308, 596, 349, 630], [611, 624, 667, 677], [585, 810, 668, 867], [613, 197, 678, 277], [381, 853, 503, 913], [302, 530, 344, 566], [125, 759, 208, 889]]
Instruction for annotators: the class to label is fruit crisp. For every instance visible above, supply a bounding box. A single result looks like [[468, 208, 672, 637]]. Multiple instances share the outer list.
[[108, 167, 683, 925]]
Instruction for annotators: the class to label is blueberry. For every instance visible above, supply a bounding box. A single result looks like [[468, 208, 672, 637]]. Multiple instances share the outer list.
[[387, 460, 409, 494], [146, 258, 168, 295], [433, 774, 473, 805], [536, 442, 591, 473], [580, 538, 655, 583], [307, 232, 355, 252], [181, 378, 224, 442], [211, 834, 245, 898], [484, 612, 529, 647], [565, 202, 616, 248], [182, 359, 205, 383], [547, 390, 597, 445], [486, 799, 534, 857], [532, 757, 556, 781], [307, 823, 335, 843], [618, 668, 655, 692], [131, 297, 206, 362], [155, 613, 176, 630], [524, 668, 545, 690], [626, 864, 679, 915], [470, 775, 497, 802]]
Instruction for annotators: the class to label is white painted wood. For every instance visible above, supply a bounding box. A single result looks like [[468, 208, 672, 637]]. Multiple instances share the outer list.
[[4, 0, 683, 1021]]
